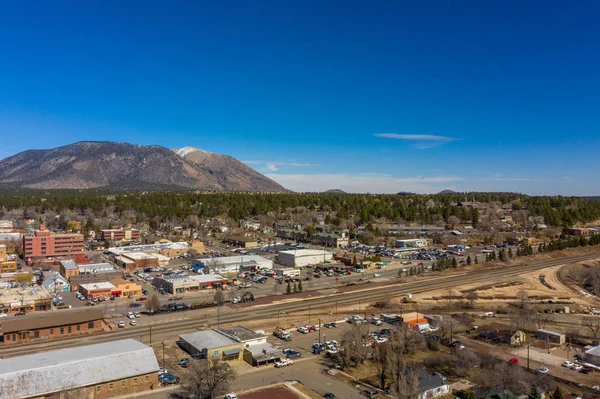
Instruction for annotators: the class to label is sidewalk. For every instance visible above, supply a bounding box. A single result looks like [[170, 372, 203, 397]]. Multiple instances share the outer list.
[[108, 385, 179, 399]]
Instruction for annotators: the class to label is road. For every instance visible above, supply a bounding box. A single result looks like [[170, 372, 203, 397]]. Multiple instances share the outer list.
[[2, 252, 600, 358]]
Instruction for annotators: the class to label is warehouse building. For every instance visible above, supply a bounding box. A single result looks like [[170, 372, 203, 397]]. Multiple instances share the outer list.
[[278, 248, 333, 268], [0, 308, 104, 345], [108, 242, 190, 257], [395, 238, 429, 248], [0, 339, 159, 399], [115, 251, 159, 270], [192, 254, 273, 274], [536, 329, 566, 345]]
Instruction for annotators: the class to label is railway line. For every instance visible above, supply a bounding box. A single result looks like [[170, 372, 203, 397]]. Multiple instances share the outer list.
[[2, 252, 598, 357]]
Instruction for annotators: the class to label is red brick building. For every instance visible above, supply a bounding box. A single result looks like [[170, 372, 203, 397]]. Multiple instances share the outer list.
[[23, 225, 85, 265], [0, 308, 104, 345], [100, 228, 140, 242]]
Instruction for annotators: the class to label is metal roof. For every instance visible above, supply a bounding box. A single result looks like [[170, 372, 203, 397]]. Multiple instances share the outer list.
[[1, 308, 104, 334], [180, 330, 237, 350], [0, 339, 159, 399], [59, 260, 78, 270]]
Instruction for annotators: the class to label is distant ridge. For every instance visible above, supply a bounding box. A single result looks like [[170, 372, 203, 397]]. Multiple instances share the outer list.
[[324, 189, 347, 194], [0, 141, 287, 192], [437, 189, 457, 194]]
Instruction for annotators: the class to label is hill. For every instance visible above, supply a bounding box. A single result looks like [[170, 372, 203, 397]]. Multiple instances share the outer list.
[[438, 189, 457, 194], [0, 142, 287, 192], [324, 189, 347, 194]]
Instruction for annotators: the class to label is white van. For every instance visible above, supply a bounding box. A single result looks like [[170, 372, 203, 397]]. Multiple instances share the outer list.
[[483, 312, 494, 317]]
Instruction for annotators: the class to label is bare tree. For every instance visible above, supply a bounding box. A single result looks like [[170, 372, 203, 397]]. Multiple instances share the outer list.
[[516, 289, 529, 309], [146, 294, 161, 313], [389, 325, 425, 355], [448, 215, 461, 229], [582, 317, 600, 345], [388, 358, 421, 399], [373, 342, 391, 390], [213, 289, 224, 306], [437, 319, 453, 342], [534, 311, 554, 330], [182, 357, 236, 399], [339, 324, 370, 367]]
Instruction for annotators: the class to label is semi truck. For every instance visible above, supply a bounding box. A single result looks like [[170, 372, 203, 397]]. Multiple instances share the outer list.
[[276, 268, 301, 278]]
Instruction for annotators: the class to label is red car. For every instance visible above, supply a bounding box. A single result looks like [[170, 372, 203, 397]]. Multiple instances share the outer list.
[[307, 325, 316, 332], [581, 367, 595, 374], [507, 358, 519, 365], [137, 296, 147, 302]]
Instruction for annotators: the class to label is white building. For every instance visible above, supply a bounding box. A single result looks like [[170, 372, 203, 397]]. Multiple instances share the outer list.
[[277, 249, 333, 268], [192, 254, 273, 274], [78, 262, 117, 274], [417, 370, 450, 399], [395, 238, 429, 249]]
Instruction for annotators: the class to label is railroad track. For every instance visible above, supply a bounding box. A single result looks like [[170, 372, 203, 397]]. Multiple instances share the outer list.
[[2, 252, 600, 357]]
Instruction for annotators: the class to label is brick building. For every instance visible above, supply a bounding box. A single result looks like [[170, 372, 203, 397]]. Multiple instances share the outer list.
[[100, 228, 140, 242], [109, 278, 142, 297], [69, 271, 122, 292], [0, 339, 159, 399], [0, 308, 104, 345], [0, 286, 52, 315], [23, 225, 85, 265], [79, 282, 115, 299], [59, 259, 80, 279]]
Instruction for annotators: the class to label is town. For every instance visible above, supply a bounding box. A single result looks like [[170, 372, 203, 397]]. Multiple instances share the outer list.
[[1, 192, 600, 399]]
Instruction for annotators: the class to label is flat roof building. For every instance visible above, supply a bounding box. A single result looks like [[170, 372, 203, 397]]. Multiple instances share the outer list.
[[100, 228, 140, 242], [0, 286, 52, 315], [0, 338, 159, 399], [192, 254, 273, 274], [152, 274, 229, 294], [23, 225, 85, 265], [395, 238, 429, 248], [78, 282, 116, 299], [277, 248, 333, 268]]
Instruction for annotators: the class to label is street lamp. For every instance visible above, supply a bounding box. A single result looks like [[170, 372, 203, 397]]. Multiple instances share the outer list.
[[161, 341, 166, 369]]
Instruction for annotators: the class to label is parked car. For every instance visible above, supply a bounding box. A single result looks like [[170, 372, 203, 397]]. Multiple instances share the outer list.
[[507, 358, 519, 365], [571, 364, 583, 371], [283, 349, 301, 359], [324, 322, 337, 328], [137, 296, 147, 302], [225, 394, 238, 399], [134, 312, 140, 318], [275, 359, 293, 368], [581, 367, 595, 374], [129, 320, 137, 326], [118, 321, 125, 328], [178, 358, 190, 367], [297, 327, 309, 334], [538, 366, 549, 374], [324, 394, 336, 399], [361, 389, 378, 398], [127, 312, 135, 319], [562, 361, 574, 368]]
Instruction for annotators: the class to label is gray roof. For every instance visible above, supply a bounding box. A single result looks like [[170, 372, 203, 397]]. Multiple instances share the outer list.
[[0, 339, 158, 399], [418, 370, 447, 392], [217, 326, 266, 342], [585, 345, 600, 357], [60, 259, 78, 270], [180, 330, 237, 350]]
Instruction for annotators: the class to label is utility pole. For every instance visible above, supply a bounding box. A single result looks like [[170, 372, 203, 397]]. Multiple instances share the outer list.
[[335, 301, 338, 321], [319, 318, 321, 345], [527, 343, 530, 371], [217, 290, 221, 329], [149, 325, 152, 346], [450, 321, 453, 355], [308, 305, 311, 324], [277, 310, 280, 327], [161, 342, 166, 369]]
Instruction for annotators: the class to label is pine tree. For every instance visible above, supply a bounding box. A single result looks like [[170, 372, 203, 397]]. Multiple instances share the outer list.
[[293, 283, 298, 293], [466, 255, 472, 265], [286, 282, 292, 294], [530, 385, 541, 399], [508, 248, 513, 258], [550, 387, 563, 399], [452, 257, 458, 268], [297, 280, 303, 292], [474, 256, 479, 264]]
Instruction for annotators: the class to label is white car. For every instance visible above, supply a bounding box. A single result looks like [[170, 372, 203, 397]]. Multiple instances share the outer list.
[[571, 364, 583, 371], [127, 312, 135, 319], [134, 312, 141, 318], [159, 367, 168, 376], [275, 359, 293, 368], [373, 273, 381, 277], [325, 340, 339, 347], [225, 394, 238, 399], [297, 327, 309, 334], [538, 366, 549, 374], [130, 320, 137, 326], [376, 337, 388, 344], [562, 361, 573, 367], [117, 321, 125, 328]]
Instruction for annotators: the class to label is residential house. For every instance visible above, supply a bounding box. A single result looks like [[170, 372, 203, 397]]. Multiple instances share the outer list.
[[42, 272, 70, 293], [417, 370, 450, 399]]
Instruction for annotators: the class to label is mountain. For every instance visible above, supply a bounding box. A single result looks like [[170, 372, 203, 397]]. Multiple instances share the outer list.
[[437, 189, 457, 194], [0, 142, 287, 192], [324, 189, 347, 194]]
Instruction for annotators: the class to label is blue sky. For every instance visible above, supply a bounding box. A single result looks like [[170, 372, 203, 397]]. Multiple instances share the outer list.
[[1, 1, 599, 194]]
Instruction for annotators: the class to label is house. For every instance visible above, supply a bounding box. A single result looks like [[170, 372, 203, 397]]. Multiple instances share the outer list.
[[0, 339, 159, 399], [226, 236, 260, 249], [42, 272, 70, 293], [486, 389, 521, 399], [417, 370, 450, 399]]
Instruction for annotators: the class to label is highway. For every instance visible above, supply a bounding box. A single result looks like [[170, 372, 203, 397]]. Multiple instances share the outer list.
[[2, 252, 598, 358]]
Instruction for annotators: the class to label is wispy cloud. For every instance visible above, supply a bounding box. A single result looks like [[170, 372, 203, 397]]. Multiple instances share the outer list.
[[374, 133, 459, 149], [266, 163, 279, 172], [241, 160, 263, 165], [242, 160, 319, 171]]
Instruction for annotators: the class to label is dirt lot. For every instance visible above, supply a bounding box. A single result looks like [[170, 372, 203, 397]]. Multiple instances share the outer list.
[[239, 385, 302, 399]]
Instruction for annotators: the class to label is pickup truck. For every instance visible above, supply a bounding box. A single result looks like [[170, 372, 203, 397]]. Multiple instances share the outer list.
[[274, 329, 292, 341]]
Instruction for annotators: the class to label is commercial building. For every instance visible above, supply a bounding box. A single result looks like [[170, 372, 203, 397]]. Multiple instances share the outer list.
[[226, 236, 260, 249], [23, 225, 85, 264], [109, 278, 142, 297], [59, 259, 80, 279], [0, 220, 13, 233], [192, 254, 273, 274], [41, 272, 70, 293], [78, 262, 117, 275], [78, 282, 116, 300], [395, 238, 429, 248], [0, 286, 53, 315], [100, 228, 140, 242], [276, 228, 309, 242], [278, 248, 333, 268], [179, 326, 282, 366], [108, 242, 190, 258], [152, 274, 229, 294], [0, 245, 17, 273], [115, 252, 159, 270], [69, 270, 123, 292], [0, 308, 104, 345], [0, 339, 159, 399], [536, 329, 566, 345], [311, 232, 349, 248]]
